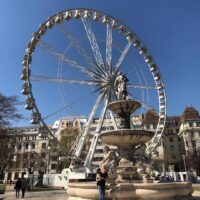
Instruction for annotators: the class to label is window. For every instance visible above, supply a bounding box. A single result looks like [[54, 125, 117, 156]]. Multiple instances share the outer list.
[[146, 125, 150, 129], [66, 122, 72, 127], [170, 145, 174, 150], [14, 172, 19, 180], [188, 122, 193, 127], [41, 152, 46, 158], [176, 129, 179, 134], [25, 144, 29, 149], [109, 126, 114, 130], [90, 127, 96, 131], [15, 162, 20, 168], [30, 153, 35, 159], [42, 143, 46, 149], [169, 137, 174, 142], [31, 143, 35, 149], [96, 149, 103, 154], [52, 156, 57, 161], [153, 124, 157, 129], [51, 164, 57, 170], [18, 145, 22, 150]]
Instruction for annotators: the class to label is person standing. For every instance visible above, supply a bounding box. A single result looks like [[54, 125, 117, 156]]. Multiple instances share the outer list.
[[96, 167, 108, 200], [14, 178, 22, 198], [21, 178, 28, 198]]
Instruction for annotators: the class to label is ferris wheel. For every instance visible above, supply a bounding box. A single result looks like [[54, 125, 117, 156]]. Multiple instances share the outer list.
[[21, 8, 166, 168]]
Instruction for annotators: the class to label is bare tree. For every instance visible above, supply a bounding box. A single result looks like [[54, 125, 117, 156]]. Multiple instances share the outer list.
[[186, 146, 200, 176], [59, 127, 80, 168], [0, 93, 23, 127], [0, 93, 23, 176], [0, 129, 16, 174]]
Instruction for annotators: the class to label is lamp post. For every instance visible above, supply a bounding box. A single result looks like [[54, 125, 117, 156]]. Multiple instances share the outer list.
[[181, 155, 188, 181], [47, 146, 51, 187]]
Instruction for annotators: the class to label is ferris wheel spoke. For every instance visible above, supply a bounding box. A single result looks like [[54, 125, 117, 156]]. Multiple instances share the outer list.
[[30, 75, 102, 86], [82, 18, 108, 74], [127, 83, 156, 90], [106, 24, 112, 72], [38, 40, 97, 79], [42, 89, 101, 120], [58, 24, 95, 68], [114, 41, 132, 74]]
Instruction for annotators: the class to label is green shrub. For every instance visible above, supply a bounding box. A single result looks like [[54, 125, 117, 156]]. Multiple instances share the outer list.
[[0, 184, 6, 194]]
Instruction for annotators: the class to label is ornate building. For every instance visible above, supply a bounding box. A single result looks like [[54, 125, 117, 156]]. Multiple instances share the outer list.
[[145, 107, 200, 175], [1, 116, 87, 183]]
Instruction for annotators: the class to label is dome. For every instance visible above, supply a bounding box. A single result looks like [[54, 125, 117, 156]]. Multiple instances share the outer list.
[[181, 106, 200, 122]]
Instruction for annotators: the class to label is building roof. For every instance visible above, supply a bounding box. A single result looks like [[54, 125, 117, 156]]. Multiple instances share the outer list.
[[143, 111, 181, 126], [143, 109, 159, 123], [166, 116, 181, 126], [181, 106, 200, 122]]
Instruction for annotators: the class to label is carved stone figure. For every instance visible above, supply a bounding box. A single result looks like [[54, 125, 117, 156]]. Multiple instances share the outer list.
[[114, 72, 129, 100], [101, 146, 119, 177]]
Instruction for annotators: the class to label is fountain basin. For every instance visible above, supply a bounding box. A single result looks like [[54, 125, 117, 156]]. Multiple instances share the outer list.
[[107, 100, 141, 114], [100, 129, 154, 146], [68, 181, 194, 200]]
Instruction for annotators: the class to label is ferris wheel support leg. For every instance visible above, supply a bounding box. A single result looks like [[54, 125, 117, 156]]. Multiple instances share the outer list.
[[72, 90, 106, 160], [84, 98, 108, 170]]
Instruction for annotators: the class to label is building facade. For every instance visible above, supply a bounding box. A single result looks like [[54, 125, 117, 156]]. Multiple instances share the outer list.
[[2, 107, 200, 183]]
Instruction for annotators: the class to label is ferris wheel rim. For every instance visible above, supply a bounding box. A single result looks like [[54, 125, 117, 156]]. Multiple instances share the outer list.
[[21, 8, 167, 155]]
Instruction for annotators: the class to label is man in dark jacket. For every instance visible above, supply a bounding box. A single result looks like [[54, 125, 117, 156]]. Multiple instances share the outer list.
[[96, 167, 108, 200], [21, 178, 28, 198], [14, 178, 22, 198]]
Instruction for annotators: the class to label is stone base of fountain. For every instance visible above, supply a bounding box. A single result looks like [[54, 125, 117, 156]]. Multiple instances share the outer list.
[[68, 181, 194, 200]]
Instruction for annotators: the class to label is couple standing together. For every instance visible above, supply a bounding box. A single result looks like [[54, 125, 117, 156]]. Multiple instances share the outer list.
[[96, 167, 108, 200], [14, 178, 28, 198]]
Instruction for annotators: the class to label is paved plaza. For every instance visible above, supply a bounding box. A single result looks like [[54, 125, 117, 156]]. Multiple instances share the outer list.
[[1, 185, 200, 200], [0, 185, 69, 200]]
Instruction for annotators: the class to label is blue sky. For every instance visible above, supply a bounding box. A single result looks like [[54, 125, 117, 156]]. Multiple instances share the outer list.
[[0, 0, 200, 126]]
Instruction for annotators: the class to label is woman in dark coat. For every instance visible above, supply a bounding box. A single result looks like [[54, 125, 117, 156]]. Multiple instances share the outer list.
[[14, 178, 22, 198]]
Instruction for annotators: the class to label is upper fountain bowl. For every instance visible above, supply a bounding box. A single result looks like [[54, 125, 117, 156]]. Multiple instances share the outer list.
[[107, 100, 141, 115]]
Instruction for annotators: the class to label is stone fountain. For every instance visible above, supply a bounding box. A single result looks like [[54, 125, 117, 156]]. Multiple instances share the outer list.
[[100, 99, 154, 183], [68, 73, 193, 200]]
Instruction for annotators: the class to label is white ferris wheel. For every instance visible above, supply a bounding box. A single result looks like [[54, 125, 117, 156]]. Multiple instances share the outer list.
[[21, 8, 166, 169]]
